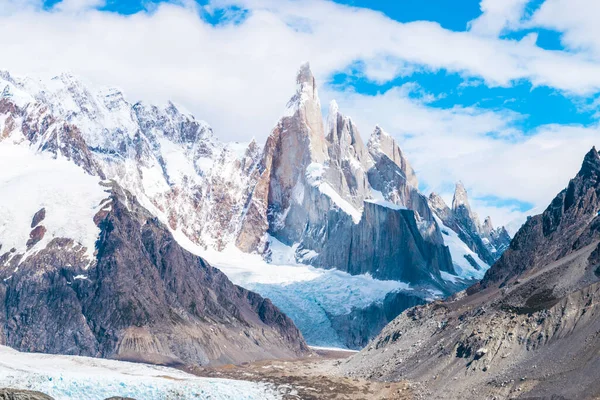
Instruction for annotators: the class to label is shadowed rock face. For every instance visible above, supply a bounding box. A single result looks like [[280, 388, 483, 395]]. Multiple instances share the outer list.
[[0, 182, 308, 366], [312, 202, 454, 285], [368, 126, 418, 189], [25, 226, 46, 249], [327, 290, 427, 349], [30, 208, 46, 229], [341, 148, 600, 400], [479, 147, 600, 290]]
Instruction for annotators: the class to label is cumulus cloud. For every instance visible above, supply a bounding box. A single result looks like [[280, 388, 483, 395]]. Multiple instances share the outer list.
[[0, 0, 599, 225], [529, 0, 600, 56], [468, 0, 530, 37]]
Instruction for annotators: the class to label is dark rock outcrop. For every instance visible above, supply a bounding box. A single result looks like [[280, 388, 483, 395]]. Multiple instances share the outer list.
[[30, 208, 46, 229], [0, 182, 308, 366], [479, 147, 600, 290], [25, 225, 46, 249], [104, 397, 136, 400], [328, 290, 427, 349], [0, 389, 54, 400]]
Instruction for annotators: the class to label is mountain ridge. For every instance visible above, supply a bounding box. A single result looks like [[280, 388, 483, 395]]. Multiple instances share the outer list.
[[340, 147, 600, 399], [0, 179, 308, 366], [0, 63, 513, 350]]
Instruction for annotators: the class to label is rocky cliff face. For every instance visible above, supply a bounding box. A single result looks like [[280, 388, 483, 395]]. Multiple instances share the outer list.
[[473, 147, 600, 291], [0, 181, 308, 366], [234, 64, 456, 291], [430, 183, 511, 269], [341, 148, 600, 399]]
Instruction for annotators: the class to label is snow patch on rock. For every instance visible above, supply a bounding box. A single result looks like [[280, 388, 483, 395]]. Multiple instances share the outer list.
[[435, 216, 490, 281], [305, 163, 362, 223]]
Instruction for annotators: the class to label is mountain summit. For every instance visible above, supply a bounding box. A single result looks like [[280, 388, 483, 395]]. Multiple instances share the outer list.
[[478, 146, 600, 290]]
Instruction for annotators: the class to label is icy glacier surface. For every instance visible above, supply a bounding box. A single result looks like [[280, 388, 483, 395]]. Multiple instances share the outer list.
[[174, 233, 410, 348], [0, 346, 280, 400]]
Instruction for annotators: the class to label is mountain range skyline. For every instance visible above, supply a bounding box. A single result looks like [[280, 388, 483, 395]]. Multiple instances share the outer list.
[[2, 0, 600, 230], [2, 1, 600, 398]]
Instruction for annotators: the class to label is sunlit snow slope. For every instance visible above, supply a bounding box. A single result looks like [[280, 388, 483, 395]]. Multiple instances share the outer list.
[[0, 141, 106, 265]]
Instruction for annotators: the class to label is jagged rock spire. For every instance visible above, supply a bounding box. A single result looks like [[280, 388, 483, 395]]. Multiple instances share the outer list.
[[481, 216, 494, 236], [326, 99, 339, 138], [452, 181, 471, 211], [452, 181, 483, 238], [326, 99, 371, 171], [1, 84, 12, 98], [428, 192, 454, 222], [286, 62, 320, 112], [367, 125, 419, 188], [579, 146, 600, 178], [429, 192, 449, 211], [281, 62, 327, 164], [295, 62, 318, 100]]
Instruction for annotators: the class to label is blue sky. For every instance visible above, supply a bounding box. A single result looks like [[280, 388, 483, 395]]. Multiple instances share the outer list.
[[71, 0, 596, 134], [3, 0, 600, 228]]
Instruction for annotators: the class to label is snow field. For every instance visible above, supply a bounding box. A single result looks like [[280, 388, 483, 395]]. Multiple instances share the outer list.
[[0, 141, 106, 264]]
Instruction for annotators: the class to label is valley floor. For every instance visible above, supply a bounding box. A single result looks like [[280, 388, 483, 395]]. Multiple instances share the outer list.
[[0, 345, 415, 400], [185, 347, 414, 400]]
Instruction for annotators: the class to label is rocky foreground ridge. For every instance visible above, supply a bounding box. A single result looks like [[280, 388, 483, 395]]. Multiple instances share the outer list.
[[341, 148, 600, 399]]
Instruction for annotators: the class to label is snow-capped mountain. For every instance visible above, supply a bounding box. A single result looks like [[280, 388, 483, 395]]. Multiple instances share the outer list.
[[0, 64, 512, 350], [1, 70, 260, 254], [235, 63, 507, 291]]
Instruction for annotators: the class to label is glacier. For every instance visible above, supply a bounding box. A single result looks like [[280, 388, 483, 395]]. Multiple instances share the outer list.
[[174, 232, 410, 348], [0, 346, 281, 400]]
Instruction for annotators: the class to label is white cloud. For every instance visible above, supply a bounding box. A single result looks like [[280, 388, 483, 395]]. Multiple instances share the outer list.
[[529, 0, 600, 56], [468, 0, 530, 37], [0, 0, 599, 225]]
